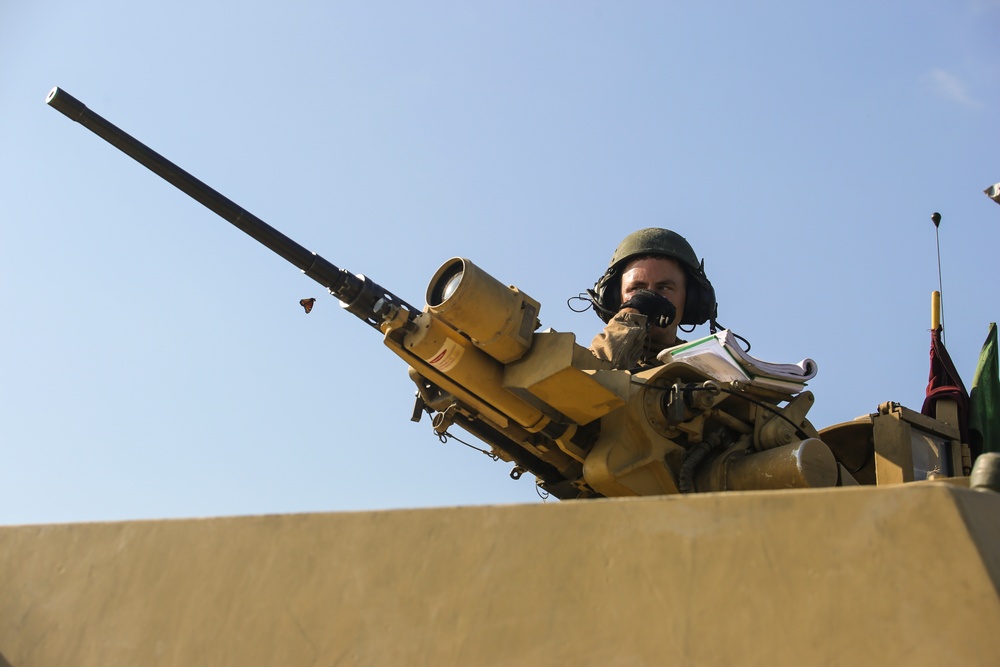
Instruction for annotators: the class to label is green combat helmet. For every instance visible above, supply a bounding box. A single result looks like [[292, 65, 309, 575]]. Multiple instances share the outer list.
[[588, 227, 717, 326]]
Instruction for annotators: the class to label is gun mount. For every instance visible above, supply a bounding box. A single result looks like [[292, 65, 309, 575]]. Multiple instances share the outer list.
[[46, 87, 969, 499]]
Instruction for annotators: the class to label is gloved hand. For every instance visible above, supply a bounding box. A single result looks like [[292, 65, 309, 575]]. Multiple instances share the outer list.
[[621, 289, 677, 329]]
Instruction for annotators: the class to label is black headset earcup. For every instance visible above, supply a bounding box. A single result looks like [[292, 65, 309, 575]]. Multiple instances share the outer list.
[[590, 267, 621, 323], [682, 277, 716, 326]]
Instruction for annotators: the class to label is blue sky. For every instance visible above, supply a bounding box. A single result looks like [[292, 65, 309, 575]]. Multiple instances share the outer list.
[[2, 1, 998, 524]]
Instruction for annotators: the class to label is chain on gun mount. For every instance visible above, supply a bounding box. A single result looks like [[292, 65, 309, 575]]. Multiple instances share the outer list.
[[47, 86, 854, 499]]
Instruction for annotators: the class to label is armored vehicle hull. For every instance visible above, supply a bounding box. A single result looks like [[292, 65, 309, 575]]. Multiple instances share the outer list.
[[2, 482, 998, 665]]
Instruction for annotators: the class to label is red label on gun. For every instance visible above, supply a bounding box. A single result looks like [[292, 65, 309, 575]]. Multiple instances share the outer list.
[[426, 339, 464, 373]]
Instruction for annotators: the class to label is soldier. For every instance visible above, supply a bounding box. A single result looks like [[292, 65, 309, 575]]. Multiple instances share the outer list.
[[588, 228, 717, 369]]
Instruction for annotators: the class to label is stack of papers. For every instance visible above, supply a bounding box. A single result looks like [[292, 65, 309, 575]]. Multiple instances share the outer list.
[[657, 330, 818, 394]]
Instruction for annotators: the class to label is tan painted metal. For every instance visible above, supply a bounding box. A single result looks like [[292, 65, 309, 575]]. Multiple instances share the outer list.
[[724, 437, 839, 489], [504, 331, 624, 425], [425, 257, 540, 364], [2, 483, 998, 666], [821, 401, 964, 486]]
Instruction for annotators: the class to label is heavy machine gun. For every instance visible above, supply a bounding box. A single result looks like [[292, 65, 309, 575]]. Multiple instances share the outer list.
[[46, 87, 965, 499]]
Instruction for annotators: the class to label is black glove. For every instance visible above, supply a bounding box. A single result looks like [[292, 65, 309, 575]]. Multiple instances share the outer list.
[[621, 289, 677, 328]]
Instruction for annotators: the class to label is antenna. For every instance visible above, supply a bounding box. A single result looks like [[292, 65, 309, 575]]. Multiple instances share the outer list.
[[931, 212, 945, 341]]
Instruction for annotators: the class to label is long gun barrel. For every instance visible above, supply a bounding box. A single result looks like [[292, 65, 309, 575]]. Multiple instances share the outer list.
[[45, 86, 414, 328]]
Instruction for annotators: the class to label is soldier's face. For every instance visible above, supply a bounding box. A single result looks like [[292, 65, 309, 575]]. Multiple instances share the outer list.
[[620, 257, 686, 347]]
